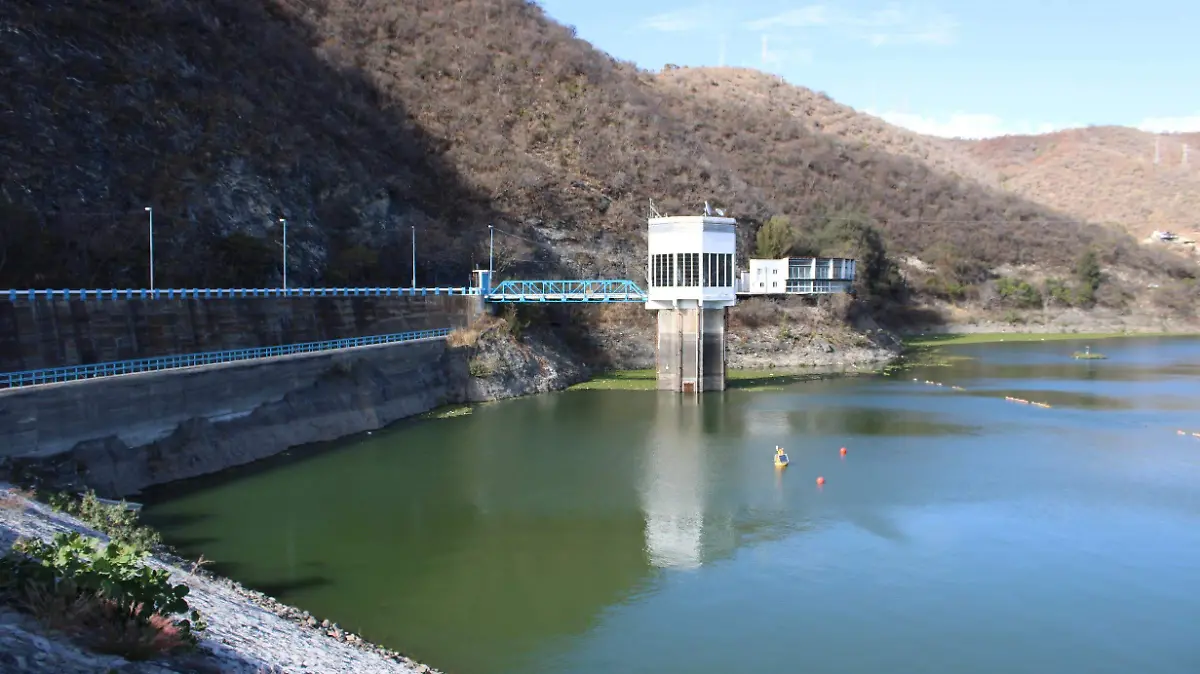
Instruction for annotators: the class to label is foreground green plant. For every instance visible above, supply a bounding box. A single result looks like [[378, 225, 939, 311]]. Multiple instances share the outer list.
[[44, 490, 161, 553], [0, 532, 206, 659]]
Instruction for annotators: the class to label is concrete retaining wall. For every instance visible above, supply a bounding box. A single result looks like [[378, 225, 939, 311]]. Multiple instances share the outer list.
[[0, 339, 469, 497], [0, 295, 475, 372]]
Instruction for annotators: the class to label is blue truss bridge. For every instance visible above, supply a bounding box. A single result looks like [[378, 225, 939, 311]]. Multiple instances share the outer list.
[[484, 279, 645, 303]]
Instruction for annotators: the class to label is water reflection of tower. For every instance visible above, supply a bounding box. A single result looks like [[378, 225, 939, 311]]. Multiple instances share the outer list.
[[642, 394, 707, 570], [641, 393, 786, 570]]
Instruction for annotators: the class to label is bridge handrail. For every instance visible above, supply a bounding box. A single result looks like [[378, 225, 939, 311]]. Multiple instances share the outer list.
[[0, 327, 453, 390], [2, 287, 479, 302]]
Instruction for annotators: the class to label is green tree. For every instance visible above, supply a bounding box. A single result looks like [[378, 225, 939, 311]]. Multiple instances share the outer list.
[[755, 215, 795, 259], [1075, 250, 1102, 305]]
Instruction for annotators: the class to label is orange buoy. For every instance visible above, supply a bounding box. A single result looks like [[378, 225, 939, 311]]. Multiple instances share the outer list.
[[840, 447, 847, 456], [816, 476, 825, 485]]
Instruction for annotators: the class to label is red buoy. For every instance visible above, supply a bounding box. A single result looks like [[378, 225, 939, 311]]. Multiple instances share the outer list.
[[840, 447, 847, 456], [816, 476, 825, 486]]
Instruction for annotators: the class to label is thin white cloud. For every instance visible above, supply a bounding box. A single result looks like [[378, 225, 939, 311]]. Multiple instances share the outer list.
[[868, 110, 1071, 139], [1137, 114, 1200, 134], [761, 34, 815, 69], [638, 6, 712, 32], [746, 3, 957, 46], [745, 6, 829, 30], [860, 10, 957, 46]]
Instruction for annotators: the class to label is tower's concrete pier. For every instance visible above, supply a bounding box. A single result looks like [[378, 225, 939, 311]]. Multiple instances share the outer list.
[[644, 215, 738, 393], [654, 307, 727, 392]]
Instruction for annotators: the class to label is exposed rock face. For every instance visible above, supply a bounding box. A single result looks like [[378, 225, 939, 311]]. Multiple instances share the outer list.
[[463, 323, 589, 401]]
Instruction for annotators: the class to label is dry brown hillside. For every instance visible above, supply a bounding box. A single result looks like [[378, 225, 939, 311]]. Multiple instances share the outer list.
[[1, 0, 1190, 319], [660, 67, 1200, 247], [656, 67, 1000, 188], [957, 127, 1200, 239]]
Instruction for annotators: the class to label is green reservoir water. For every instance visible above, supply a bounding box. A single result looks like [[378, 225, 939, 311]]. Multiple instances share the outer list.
[[143, 337, 1200, 674]]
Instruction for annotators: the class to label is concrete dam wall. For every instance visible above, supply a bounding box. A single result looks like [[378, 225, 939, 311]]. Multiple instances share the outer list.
[[0, 339, 469, 497], [0, 294, 474, 372], [0, 294, 486, 497]]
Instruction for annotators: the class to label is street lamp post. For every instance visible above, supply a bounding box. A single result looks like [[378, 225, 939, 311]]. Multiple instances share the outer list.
[[279, 218, 287, 290], [411, 225, 416, 289], [488, 224, 494, 278], [144, 206, 154, 290]]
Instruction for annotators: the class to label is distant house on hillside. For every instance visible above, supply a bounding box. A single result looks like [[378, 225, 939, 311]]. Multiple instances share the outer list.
[[736, 257, 857, 296]]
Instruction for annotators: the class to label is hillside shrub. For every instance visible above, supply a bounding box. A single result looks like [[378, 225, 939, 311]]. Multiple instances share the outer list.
[[0, 532, 206, 660], [45, 490, 162, 554], [994, 278, 1043, 308], [1043, 278, 1075, 306]]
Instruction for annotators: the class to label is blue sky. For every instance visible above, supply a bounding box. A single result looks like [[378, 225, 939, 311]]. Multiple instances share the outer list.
[[534, 0, 1200, 138]]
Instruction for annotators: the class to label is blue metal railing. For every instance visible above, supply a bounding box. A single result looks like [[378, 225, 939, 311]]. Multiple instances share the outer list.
[[0, 281, 651, 303], [2, 287, 478, 302], [485, 279, 647, 303], [0, 327, 453, 389]]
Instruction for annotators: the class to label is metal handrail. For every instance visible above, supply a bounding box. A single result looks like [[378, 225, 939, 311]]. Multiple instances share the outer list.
[[0, 327, 453, 389], [2, 287, 478, 302]]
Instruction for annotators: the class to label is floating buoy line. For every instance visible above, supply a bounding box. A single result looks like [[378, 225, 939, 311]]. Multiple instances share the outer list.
[[779, 384, 1195, 489], [911, 377, 1050, 405]]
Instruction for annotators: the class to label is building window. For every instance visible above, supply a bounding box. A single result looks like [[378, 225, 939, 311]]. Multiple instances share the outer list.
[[651, 254, 678, 287], [675, 252, 700, 286]]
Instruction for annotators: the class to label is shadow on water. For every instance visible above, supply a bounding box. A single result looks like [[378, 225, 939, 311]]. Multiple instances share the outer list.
[[253, 576, 335, 598], [782, 405, 979, 437], [139, 512, 213, 528], [839, 506, 910, 544], [160, 535, 222, 550]]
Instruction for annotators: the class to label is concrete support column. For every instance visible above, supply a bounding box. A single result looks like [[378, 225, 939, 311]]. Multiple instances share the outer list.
[[654, 307, 726, 392]]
